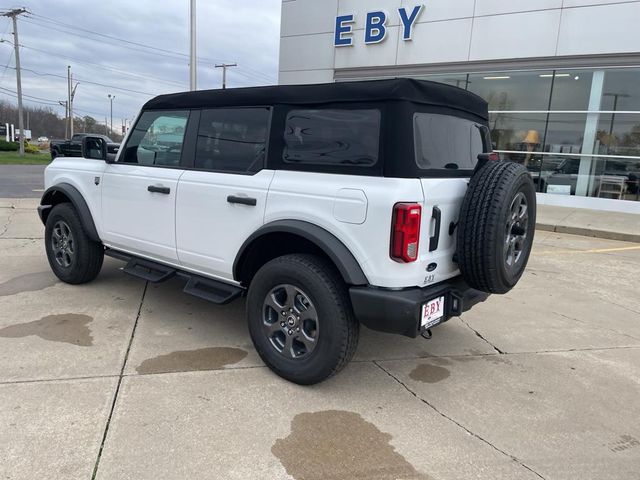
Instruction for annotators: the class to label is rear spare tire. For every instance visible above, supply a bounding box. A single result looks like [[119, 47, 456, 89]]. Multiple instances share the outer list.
[[456, 160, 536, 294]]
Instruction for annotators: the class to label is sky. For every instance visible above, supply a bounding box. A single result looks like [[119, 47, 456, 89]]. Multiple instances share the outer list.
[[0, 0, 282, 129]]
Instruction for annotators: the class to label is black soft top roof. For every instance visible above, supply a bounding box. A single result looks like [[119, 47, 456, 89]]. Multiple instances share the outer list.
[[142, 78, 488, 120]]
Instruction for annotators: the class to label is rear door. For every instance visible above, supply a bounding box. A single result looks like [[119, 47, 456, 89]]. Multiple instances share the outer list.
[[101, 110, 190, 264], [414, 113, 488, 282], [176, 107, 273, 281]]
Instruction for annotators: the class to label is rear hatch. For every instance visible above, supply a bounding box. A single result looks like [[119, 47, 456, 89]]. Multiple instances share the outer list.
[[414, 113, 490, 283]]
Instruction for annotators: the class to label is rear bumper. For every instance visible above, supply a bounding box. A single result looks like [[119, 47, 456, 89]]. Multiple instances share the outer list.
[[349, 277, 489, 338]]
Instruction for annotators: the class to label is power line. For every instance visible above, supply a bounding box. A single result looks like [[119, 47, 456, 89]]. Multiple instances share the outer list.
[[12, 42, 186, 89], [8, 66, 158, 96], [30, 12, 228, 64], [0, 85, 58, 104], [0, 85, 112, 118], [26, 13, 277, 84], [22, 17, 192, 67]]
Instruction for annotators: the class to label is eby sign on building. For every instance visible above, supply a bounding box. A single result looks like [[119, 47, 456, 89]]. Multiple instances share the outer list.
[[334, 5, 424, 46]]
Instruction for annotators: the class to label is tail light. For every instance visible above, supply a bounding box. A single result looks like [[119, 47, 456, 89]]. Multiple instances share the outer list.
[[478, 152, 500, 162], [390, 203, 421, 263]]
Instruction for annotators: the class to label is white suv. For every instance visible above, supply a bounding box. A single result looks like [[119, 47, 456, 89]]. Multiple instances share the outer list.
[[38, 79, 536, 384]]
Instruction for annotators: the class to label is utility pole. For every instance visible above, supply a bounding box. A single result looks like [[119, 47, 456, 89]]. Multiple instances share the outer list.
[[67, 66, 71, 137], [215, 63, 237, 89], [67, 67, 78, 138], [189, 0, 196, 90], [3, 8, 27, 156]]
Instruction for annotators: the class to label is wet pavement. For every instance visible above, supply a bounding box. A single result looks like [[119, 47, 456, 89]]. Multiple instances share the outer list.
[[1, 198, 639, 479]]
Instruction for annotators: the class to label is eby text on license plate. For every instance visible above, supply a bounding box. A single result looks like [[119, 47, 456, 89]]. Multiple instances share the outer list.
[[421, 296, 445, 329]]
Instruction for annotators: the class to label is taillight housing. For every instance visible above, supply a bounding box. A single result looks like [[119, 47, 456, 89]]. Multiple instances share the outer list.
[[390, 203, 422, 263]]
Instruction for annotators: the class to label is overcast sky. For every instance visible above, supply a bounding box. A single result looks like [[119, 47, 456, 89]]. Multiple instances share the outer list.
[[0, 0, 281, 129]]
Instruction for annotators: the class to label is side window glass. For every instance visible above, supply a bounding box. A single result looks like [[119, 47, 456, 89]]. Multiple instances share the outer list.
[[121, 110, 189, 167], [283, 109, 380, 166], [195, 108, 270, 173]]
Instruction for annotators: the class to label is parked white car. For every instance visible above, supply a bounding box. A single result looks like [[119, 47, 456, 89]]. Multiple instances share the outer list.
[[38, 79, 536, 384]]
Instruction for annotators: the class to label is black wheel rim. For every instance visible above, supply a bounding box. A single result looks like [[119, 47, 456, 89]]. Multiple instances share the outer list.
[[504, 192, 529, 269], [262, 284, 319, 359], [51, 220, 75, 268]]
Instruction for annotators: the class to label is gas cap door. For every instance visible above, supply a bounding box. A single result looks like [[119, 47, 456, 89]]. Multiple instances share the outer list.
[[333, 188, 368, 224]]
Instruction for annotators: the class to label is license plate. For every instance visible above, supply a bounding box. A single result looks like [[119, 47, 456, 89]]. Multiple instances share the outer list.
[[421, 296, 445, 329]]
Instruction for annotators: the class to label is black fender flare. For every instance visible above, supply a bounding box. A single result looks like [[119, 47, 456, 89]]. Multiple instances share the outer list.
[[39, 183, 101, 242], [233, 220, 368, 286]]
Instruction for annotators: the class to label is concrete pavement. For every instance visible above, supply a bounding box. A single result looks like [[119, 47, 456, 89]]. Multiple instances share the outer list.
[[1, 199, 639, 479]]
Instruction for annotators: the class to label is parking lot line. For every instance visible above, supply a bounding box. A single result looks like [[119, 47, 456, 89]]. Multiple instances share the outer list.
[[533, 245, 640, 256]]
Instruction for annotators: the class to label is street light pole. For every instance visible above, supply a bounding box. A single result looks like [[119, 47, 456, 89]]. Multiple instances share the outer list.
[[108, 94, 115, 135], [190, 0, 197, 90]]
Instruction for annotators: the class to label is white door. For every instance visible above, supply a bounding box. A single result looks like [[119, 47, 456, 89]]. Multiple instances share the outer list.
[[101, 110, 190, 264], [176, 107, 273, 281]]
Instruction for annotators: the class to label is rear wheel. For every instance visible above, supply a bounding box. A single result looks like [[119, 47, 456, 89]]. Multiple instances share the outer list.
[[45, 203, 104, 284], [456, 161, 536, 294], [246, 254, 359, 385]]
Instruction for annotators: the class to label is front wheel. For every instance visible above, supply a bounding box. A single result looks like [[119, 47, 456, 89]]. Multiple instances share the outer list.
[[44, 203, 104, 284], [246, 254, 359, 385]]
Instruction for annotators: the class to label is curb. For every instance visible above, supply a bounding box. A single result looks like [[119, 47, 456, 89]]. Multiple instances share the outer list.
[[536, 223, 640, 244]]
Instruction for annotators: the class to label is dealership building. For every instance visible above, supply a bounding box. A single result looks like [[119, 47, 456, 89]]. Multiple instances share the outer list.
[[279, 0, 640, 212]]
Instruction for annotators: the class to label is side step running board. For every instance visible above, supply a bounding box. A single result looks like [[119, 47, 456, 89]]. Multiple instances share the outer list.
[[183, 276, 242, 305], [122, 258, 176, 283], [105, 249, 243, 305]]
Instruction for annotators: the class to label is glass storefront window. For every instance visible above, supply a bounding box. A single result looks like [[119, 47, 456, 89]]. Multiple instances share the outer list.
[[537, 155, 640, 201], [418, 74, 469, 89], [596, 113, 640, 157], [385, 66, 640, 202], [601, 69, 640, 111], [489, 113, 586, 156], [549, 70, 593, 110], [468, 71, 553, 111], [544, 113, 588, 154], [489, 112, 547, 153]]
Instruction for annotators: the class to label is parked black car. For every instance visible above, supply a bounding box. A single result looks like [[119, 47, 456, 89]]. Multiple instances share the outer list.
[[50, 133, 120, 161]]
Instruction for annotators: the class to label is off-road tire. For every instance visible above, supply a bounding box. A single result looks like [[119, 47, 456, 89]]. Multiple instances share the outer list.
[[45, 203, 104, 284], [457, 161, 536, 294], [247, 254, 359, 385]]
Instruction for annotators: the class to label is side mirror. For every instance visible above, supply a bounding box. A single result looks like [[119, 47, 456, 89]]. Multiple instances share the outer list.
[[81, 136, 108, 161]]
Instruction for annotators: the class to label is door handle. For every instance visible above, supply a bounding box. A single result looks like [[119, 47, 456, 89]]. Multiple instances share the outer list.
[[227, 195, 257, 206], [147, 185, 170, 194], [429, 206, 441, 252]]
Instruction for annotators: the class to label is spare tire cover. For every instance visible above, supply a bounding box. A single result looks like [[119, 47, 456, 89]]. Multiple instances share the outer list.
[[456, 160, 536, 294]]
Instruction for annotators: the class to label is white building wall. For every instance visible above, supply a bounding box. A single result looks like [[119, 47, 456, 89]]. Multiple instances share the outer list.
[[279, 0, 640, 83]]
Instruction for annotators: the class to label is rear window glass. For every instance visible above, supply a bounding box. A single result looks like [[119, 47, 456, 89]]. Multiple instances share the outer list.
[[414, 113, 486, 171], [283, 109, 380, 166]]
